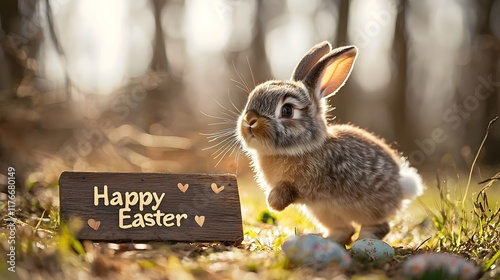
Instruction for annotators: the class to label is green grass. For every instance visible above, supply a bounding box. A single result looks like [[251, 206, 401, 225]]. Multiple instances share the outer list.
[[425, 172, 500, 271], [419, 118, 500, 279], [1, 120, 500, 279], [1, 170, 499, 279]]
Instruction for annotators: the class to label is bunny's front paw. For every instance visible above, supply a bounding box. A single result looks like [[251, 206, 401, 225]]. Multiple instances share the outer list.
[[267, 182, 299, 212]]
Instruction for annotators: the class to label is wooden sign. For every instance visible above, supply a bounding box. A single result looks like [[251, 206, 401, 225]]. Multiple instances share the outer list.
[[59, 171, 243, 244]]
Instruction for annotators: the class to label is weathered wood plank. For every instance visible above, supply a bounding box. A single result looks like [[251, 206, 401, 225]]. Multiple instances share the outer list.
[[59, 171, 243, 244]]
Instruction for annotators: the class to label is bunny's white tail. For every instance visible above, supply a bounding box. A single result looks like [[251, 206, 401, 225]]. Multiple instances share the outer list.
[[398, 159, 424, 200]]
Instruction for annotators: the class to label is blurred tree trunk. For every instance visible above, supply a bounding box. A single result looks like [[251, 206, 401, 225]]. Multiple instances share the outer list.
[[134, 0, 177, 130], [335, 0, 349, 45], [224, 0, 270, 108], [477, 0, 500, 164], [0, 0, 24, 94], [151, 0, 169, 72], [252, 0, 272, 83], [393, 0, 410, 150], [0, 0, 41, 186], [331, 0, 350, 120]]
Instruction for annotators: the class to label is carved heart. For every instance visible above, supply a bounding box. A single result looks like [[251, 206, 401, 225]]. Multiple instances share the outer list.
[[195, 215, 205, 227], [211, 183, 224, 194], [87, 219, 101, 231], [177, 183, 189, 193]]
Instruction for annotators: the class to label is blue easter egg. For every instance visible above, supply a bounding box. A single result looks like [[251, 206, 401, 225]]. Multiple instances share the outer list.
[[282, 234, 351, 267], [350, 238, 395, 260]]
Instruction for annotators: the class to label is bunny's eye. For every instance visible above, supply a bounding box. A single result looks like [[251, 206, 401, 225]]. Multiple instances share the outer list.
[[281, 104, 293, 118]]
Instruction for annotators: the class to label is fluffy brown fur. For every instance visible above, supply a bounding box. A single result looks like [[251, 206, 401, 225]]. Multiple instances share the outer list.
[[237, 42, 423, 244]]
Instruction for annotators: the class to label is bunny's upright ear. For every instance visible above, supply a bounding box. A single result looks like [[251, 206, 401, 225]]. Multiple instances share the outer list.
[[303, 45, 358, 99], [291, 41, 332, 81]]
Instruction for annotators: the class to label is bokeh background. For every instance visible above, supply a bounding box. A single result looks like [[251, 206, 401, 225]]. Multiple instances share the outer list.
[[1, 0, 499, 190]]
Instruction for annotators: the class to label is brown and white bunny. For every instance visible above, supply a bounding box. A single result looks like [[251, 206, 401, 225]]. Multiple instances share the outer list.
[[236, 41, 423, 244]]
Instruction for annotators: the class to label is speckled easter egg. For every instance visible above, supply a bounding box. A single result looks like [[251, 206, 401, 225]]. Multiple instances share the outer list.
[[350, 238, 395, 260], [403, 253, 480, 280], [282, 234, 351, 267]]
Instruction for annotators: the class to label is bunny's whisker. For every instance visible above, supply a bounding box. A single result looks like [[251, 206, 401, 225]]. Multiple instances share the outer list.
[[232, 60, 250, 92], [246, 56, 256, 88], [204, 130, 236, 142], [235, 146, 242, 162], [220, 144, 240, 163], [203, 131, 237, 147], [200, 111, 235, 122], [212, 138, 238, 158], [213, 139, 240, 167], [227, 90, 242, 113], [231, 79, 250, 93], [213, 98, 240, 118], [202, 93, 243, 168], [218, 112, 238, 122], [203, 131, 236, 142], [203, 138, 232, 155], [213, 139, 239, 161], [232, 146, 243, 176], [210, 135, 238, 154], [205, 135, 233, 144], [326, 106, 336, 113], [207, 121, 237, 126]]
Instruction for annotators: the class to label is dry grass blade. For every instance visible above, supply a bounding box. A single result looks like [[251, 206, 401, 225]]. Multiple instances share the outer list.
[[478, 175, 500, 185], [462, 116, 498, 208]]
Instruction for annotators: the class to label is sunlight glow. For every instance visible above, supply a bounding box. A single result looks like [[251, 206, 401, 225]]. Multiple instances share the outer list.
[[73, 0, 126, 94], [406, 0, 472, 128], [266, 16, 315, 80], [39, 0, 154, 96], [184, 0, 230, 54], [348, 0, 397, 94]]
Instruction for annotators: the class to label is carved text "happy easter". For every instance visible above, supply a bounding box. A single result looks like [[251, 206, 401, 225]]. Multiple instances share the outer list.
[[93, 185, 188, 229]]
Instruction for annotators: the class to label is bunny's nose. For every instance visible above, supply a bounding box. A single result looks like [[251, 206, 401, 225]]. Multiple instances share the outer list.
[[244, 110, 258, 127]]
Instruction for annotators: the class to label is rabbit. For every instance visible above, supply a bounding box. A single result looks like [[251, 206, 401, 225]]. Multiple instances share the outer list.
[[236, 41, 424, 244]]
